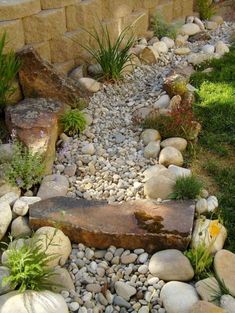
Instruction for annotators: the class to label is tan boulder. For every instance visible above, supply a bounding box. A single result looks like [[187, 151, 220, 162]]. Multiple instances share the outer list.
[[214, 250, 235, 297], [190, 301, 225, 313], [35, 227, 72, 267], [159, 147, 184, 167], [140, 46, 159, 64], [144, 175, 175, 200], [195, 277, 220, 302]]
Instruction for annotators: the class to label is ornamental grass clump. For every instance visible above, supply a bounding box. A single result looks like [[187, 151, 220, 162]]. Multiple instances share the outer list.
[[170, 175, 204, 200], [196, 0, 215, 20], [77, 23, 136, 81], [5, 140, 44, 191], [151, 13, 177, 39], [0, 32, 21, 111], [2, 236, 58, 292], [60, 109, 87, 136]]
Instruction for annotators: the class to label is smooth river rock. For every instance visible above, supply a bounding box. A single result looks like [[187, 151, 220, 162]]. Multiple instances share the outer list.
[[160, 281, 199, 313], [149, 249, 194, 281], [214, 250, 235, 297]]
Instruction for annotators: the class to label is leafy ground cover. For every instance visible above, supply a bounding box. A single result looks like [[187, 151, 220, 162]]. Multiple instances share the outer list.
[[190, 43, 235, 252]]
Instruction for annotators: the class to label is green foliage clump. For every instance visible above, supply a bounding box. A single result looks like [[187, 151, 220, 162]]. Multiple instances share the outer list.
[[0, 32, 21, 110], [170, 175, 203, 200], [196, 0, 215, 20], [185, 242, 213, 280], [189, 44, 235, 252], [60, 109, 87, 136], [78, 24, 135, 81], [151, 14, 177, 39], [5, 140, 44, 191], [3, 236, 57, 292]]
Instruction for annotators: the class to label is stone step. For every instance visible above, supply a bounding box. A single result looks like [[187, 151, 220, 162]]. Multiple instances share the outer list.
[[29, 197, 195, 253]]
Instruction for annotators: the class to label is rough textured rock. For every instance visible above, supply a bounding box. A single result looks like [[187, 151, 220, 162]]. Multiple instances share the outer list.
[[195, 277, 220, 302], [149, 249, 194, 281], [17, 46, 87, 106], [34, 226, 72, 267], [0, 144, 13, 164], [0, 202, 12, 240], [37, 174, 69, 200], [5, 98, 66, 174], [0, 290, 68, 313], [159, 147, 184, 167], [160, 281, 199, 313], [163, 74, 188, 97], [29, 197, 195, 253], [190, 301, 225, 313], [214, 250, 235, 297], [144, 175, 175, 200]]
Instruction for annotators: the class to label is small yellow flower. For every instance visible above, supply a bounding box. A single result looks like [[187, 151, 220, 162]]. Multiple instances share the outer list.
[[208, 220, 221, 238]]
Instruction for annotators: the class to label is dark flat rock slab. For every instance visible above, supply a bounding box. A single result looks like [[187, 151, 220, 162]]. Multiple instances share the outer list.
[[29, 197, 195, 253]]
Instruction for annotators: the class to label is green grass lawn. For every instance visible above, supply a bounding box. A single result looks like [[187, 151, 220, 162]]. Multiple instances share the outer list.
[[190, 44, 235, 252]]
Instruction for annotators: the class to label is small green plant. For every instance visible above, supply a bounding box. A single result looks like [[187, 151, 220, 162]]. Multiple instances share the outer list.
[[77, 23, 136, 81], [185, 242, 214, 280], [2, 236, 58, 292], [170, 175, 204, 200], [0, 32, 21, 111], [196, 0, 215, 20], [60, 109, 87, 136], [5, 140, 44, 191], [151, 13, 177, 39]]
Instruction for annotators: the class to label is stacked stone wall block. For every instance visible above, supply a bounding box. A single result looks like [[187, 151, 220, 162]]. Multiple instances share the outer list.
[[23, 8, 66, 43], [0, 0, 41, 21], [31, 41, 51, 62], [41, 0, 76, 9], [66, 0, 103, 32], [0, 20, 25, 52], [53, 59, 75, 75], [123, 10, 149, 37], [102, 0, 134, 19]]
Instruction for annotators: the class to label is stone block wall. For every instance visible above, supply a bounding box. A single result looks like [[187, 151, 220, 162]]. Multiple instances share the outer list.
[[0, 0, 193, 75]]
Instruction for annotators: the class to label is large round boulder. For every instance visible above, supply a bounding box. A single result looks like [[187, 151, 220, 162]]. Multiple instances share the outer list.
[[144, 175, 175, 200], [0, 290, 68, 313], [140, 129, 161, 145], [214, 250, 235, 297], [149, 249, 194, 281], [160, 281, 199, 313], [159, 147, 184, 167], [35, 227, 72, 267]]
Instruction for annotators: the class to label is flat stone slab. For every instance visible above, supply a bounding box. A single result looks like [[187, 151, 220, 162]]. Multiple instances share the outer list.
[[29, 197, 195, 253]]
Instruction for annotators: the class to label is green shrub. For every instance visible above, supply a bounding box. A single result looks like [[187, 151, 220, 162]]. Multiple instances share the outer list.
[[60, 109, 87, 136], [3, 236, 58, 292], [77, 24, 135, 81], [185, 242, 213, 280], [5, 140, 44, 191], [151, 13, 177, 39], [196, 0, 215, 20], [0, 32, 21, 111], [170, 175, 203, 200]]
